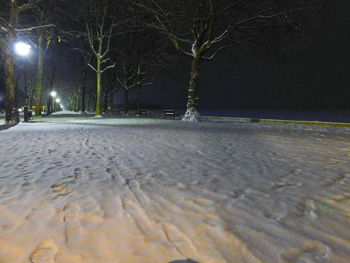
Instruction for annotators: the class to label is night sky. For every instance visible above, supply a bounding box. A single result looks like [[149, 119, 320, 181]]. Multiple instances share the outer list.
[[0, 1, 349, 112], [146, 0, 350, 111]]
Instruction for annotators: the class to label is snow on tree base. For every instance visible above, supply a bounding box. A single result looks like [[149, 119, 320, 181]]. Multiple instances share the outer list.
[[182, 108, 201, 122], [94, 115, 103, 119], [5, 119, 19, 125]]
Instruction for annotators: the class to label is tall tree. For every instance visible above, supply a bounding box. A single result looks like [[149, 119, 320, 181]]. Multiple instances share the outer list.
[[71, 46, 93, 113], [114, 25, 171, 114], [85, 3, 117, 117], [32, 3, 56, 117], [0, 0, 52, 123], [64, 0, 129, 117], [131, 0, 326, 121]]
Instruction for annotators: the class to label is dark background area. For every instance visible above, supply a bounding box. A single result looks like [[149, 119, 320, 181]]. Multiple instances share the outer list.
[[144, 0, 350, 111], [0, 1, 349, 114]]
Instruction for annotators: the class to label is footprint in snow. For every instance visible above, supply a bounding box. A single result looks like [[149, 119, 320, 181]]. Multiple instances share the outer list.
[[281, 240, 330, 263], [29, 240, 58, 263]]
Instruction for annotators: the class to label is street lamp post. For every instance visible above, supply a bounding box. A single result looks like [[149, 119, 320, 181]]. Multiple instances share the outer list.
[[55, 98, 61, 112], [14, 41, 32, 122], [49, 91, 57, 114]]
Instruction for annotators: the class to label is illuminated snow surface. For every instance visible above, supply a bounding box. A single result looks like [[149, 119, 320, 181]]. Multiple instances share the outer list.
[[0, 113, 350, 263]]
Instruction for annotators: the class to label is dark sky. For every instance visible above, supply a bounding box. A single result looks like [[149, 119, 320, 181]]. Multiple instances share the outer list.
[[143, 0, 350, 110], [1, 1, 349, 111]]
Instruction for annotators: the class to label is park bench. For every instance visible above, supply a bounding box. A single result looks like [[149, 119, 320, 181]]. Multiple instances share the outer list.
[[163, 109, 179, 119], [135, 110, 151, 117]]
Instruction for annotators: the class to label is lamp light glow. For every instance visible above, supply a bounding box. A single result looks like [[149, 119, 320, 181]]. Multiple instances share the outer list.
[[55, 98, 61, 103], [14, 42, 31, 57], [50, 91, 57, 97]]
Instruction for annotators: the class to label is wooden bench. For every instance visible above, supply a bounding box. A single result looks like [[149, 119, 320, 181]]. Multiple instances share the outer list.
[[163, 109, 179, 119], [135, 110, 151, 117]]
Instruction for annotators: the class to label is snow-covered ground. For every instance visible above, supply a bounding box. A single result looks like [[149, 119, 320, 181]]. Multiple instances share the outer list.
[[0, 114, 350, 263]]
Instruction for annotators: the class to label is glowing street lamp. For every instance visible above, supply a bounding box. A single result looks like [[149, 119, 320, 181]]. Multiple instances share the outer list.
[[14, 41, 32, 122], [48, 91, 58, 114], [50, 91, 57, 98], [14, 42, 32, 57], [55, 98, 61, 103]]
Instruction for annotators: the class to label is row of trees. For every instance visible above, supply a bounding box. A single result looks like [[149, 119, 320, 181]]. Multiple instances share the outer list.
[[0, 0, 58, 123], [65, 0, 172, 116], [1, 0, 326, 123]]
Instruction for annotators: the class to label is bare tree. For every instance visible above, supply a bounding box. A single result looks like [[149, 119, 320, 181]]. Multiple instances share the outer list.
[[114, 26, 171, 114], [31, 3, 58, 117], [82, 0, 125, 117], [131, 0, 325, 121], [115, 56, 137, 115], [79, 62, 90, 114], [67, 85, 80, 111], [0, 0, 53, 123], [16, 62, 36, 110], [45, 63, 57, 114], [71, 45, 93, 113]]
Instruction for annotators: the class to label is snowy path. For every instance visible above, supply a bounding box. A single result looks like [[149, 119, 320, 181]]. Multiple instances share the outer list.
[[0, 119, 350, 263]]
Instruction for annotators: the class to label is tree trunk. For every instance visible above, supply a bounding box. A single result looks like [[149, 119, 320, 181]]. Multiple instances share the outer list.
[[109, 89, 114, 110], [48, 66, 56, 114], [137, 84, 141, 112], [34, 34, 44, 117], [4, 1, 19, 124], [76, 95, 79, 111], [95, 56, 102, 116], [46, 95, 50, 114], [87, 91, 91, 112], [103, 89, 108, 112], [23, 72, 29, 122], [74, 94, 78, 111], [29, 90, 35, 109], [23, 71, 31, 109], [124, 89, 129, 115], [182, 55, 201, 122], [4, 52, 19, 124], [81, 85, 86, 113]]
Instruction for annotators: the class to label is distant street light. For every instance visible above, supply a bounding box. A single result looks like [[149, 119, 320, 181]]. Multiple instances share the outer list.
[[48, 91, 58, 114], [55, 98, 61, 103], [14, 42, 32, 57]]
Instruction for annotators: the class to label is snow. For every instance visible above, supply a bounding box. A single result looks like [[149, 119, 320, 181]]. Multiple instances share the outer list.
[[182, 108, 201, 122], [52, 111, 83, 115], [0, 115, 350, 263]]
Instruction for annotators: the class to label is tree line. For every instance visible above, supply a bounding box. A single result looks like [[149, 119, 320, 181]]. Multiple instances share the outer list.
[[0, 0, 327, 123]]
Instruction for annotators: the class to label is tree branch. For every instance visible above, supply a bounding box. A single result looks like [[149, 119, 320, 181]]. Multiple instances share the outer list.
[[87, 63, 97, 72], [0, 26, 7, 33], [101, 62, 116, 74], [86, 22, 97, 55], [202, 44, 234, 61], [15, 24, 54, 33], [18, 1, 43, 13]]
